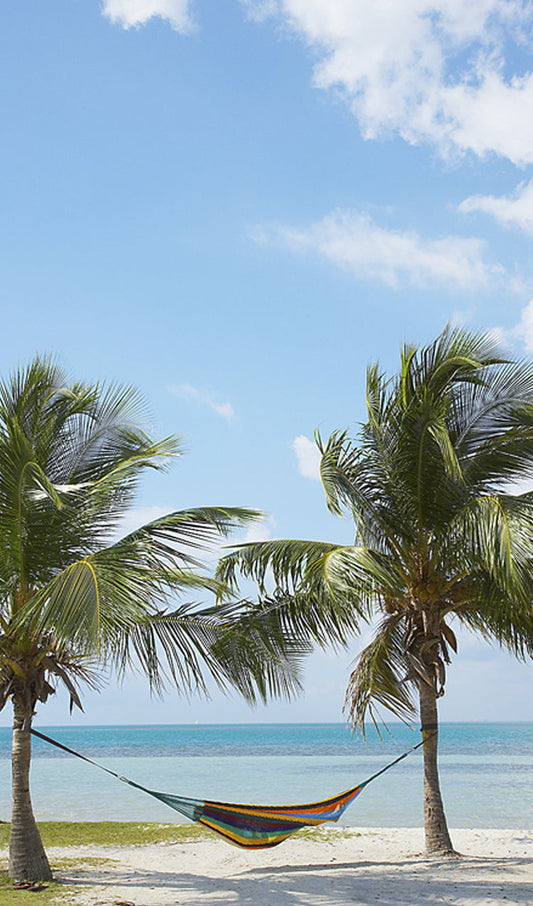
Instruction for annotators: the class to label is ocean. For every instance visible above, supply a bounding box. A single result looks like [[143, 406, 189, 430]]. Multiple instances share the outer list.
[[1, 723, 532, 828]]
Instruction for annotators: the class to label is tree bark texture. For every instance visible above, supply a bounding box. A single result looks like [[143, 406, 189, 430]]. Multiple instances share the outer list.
[[418, 679, 455, 854], [8, 703, 52, 881]]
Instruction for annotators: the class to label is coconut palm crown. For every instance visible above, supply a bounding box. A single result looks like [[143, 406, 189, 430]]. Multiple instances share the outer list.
[[218, 328, 533, 854], [0, 358, 305, 882]]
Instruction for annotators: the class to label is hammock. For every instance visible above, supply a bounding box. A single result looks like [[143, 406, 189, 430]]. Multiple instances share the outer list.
[[30, 728, 426, 849]]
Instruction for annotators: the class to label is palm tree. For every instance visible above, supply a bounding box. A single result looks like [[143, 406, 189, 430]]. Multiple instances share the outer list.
[[218, 328, 533, 854], [0, 357, 304, 882]]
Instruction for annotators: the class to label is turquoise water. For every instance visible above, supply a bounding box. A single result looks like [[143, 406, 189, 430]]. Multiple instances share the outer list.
[[0, 723, 531, 828]]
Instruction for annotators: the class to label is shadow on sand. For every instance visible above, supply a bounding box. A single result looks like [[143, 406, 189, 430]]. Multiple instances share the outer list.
[[62, 852, 533, 905]]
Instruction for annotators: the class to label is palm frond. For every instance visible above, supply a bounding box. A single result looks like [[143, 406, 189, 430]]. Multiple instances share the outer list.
[[344, 616, 417, 733], [120, 506, 261, 554], [448, 493, 533, 603], [217, 538, 340, 594], [108, 598, 308, 704]]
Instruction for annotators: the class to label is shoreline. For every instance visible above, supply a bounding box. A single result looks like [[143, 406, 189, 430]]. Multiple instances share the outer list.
[[3, 826, 532, 905]]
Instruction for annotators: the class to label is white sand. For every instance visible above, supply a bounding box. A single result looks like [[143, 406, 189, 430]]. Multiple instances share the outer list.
[[27, 826, 533, 905]]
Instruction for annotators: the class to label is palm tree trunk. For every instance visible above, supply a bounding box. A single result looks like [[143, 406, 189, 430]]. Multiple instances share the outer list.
[[418, 680, 455, 854], [8, 703, 52, 882]]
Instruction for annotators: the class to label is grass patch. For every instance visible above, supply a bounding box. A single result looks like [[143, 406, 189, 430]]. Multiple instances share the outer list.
[[49, 855, 119, 870], [0, 822, 207, 849], [0, 871, 72, 906], [292, 827, 363, 842]]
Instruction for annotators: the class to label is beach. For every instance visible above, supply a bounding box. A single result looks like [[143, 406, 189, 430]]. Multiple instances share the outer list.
[[13, 826, 532, 906]]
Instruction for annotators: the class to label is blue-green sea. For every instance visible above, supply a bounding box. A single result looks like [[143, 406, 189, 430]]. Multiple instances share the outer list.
[[1, 723, 532, 828]]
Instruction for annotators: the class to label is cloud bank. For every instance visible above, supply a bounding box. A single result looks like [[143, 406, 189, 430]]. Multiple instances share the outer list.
[[101, 1, 533, 162], [293, 435, 321, 481], [242, 0, 533, 164], [102, 0, 194, 31], [460, 181, 533, 234], [495, 298, 533, 353], [255, 210, 499, 290]]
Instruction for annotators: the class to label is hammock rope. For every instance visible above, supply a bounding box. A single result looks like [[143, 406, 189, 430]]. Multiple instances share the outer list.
[[30, 728, 429, 849]]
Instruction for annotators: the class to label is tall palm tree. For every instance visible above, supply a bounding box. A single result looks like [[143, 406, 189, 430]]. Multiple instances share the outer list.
[[0, 357, 304, 882], [218, 328, 533, 854]]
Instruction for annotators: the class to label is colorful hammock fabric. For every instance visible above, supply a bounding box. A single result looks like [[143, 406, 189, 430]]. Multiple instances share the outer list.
[[123, 777, 368, 848], [30, 728, 425, 850]]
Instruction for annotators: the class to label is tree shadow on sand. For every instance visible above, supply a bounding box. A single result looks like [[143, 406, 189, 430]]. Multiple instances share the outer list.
[[62, 853, 533, 905]]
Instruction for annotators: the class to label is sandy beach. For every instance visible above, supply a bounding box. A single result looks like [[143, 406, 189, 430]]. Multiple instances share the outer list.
[[12, 826, 531, 906]]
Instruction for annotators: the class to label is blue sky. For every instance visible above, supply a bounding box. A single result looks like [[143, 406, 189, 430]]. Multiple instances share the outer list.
[[2, 0, 533, 725]]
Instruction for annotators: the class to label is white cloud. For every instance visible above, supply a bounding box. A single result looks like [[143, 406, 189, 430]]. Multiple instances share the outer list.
[[211, 401, 235, 420], [460, 181, 533, 233], [102, 0, 194, 31], [242, 0, 533, 163], [101, 1, 533, 162], [241, 519, 275, 543], [293, 435, 321, 481], [450, 306, 478, 327], [514, 300, 533, 350], [168, 383, 235, 421], [496, 298, 533, 352], [257, 210, 499, 290]]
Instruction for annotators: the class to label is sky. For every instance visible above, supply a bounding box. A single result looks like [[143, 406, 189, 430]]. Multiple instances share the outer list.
[[1, 0, 533, 726]]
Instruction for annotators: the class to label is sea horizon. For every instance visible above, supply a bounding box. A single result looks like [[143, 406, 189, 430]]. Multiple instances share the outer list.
[[2, 718, 532, 728]]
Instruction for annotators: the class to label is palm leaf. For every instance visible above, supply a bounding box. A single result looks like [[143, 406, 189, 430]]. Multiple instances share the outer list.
[[344, 616, 417, 733]]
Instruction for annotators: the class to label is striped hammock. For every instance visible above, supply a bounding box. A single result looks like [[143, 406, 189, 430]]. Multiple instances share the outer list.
[[124, 777, 367, 848], [30, 729, 425, 850]]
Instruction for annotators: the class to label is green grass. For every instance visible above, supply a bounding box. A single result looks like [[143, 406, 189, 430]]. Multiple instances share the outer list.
[[0, 822, 208, 849], [292, 826, 363, 841], [0, 872, 70, 906]]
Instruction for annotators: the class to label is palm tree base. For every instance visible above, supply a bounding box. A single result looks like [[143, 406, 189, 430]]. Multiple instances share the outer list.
[[424, 848, 462, 859]]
